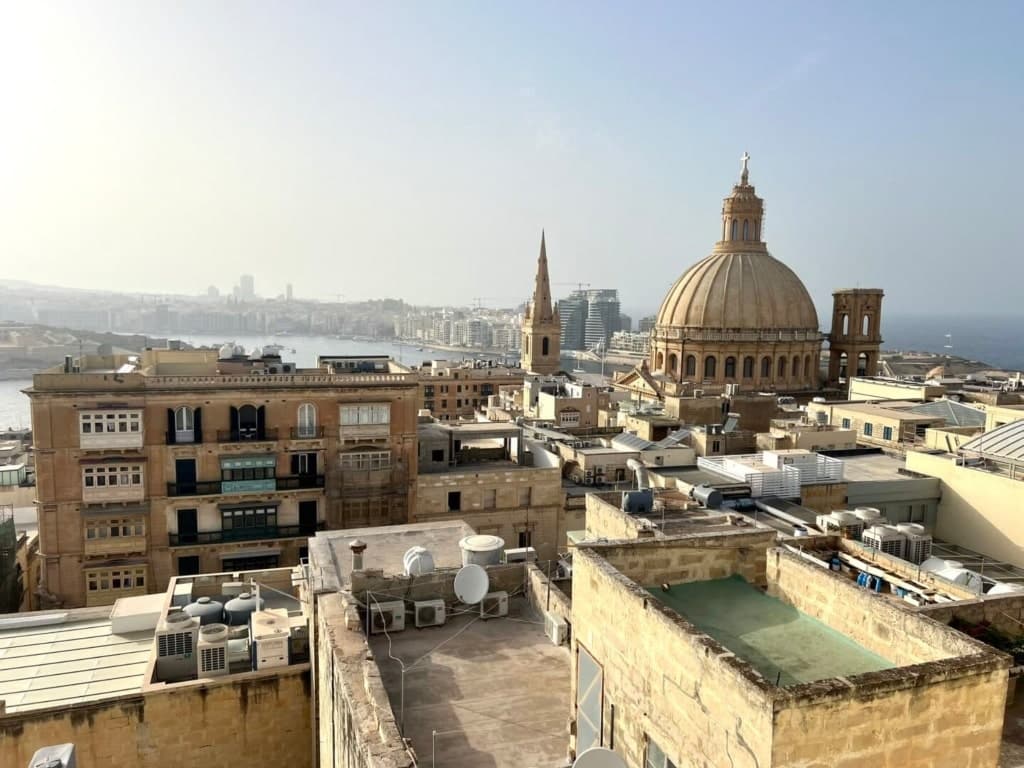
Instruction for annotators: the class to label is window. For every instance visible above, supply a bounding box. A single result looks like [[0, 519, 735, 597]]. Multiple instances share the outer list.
[[80, 411, 141, 434], [863, 422, 874, 437], [777, 356, 787, 378], [542, 336, 550, 355], [792, 355, 800, 378], [684, 355, 696, 376], [484, 489, 497, 510], [703, 356, 717, 379], [424, 400, 435, 411], [882, 426, 894, 441], [841, 313, 850, 335], [82, 464, 144, 489], [712, 440, 721, 453], [221, 505, 278, 531], [448, 491, 461, 511], [222, 554, 279, 571], [86, 567, 147, 593], [645, 736, 678, 768], [221, 464, 275, 482], [518, 530, 532, 548], [441, 400, 448, 409], [519, 487, 532, 507], [742, 219, 749, 240], [576, 645, 603, 753], [761, 356, 772, 378], [423, 385, 435, 397], [297, 403, 317, 438], [730, 219, 738, 239], [85, 518, 145, 539], [340, 404, 391, 425], [560, 409, 581, 427], [742, 356, 754, 379], [841, 418, 851, 429], [339, 450, 391, 470], [177, 556, 200, 576], [724, 356, 736, 378], [431, 449, 445, 462], [862, 314, 870, 336]]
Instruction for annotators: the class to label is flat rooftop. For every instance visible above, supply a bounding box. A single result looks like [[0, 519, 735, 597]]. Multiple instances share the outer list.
[[649, 575, 894, 686], [838, 452, 914, 481], [0, 609, 152, 713], [369, 597, 569, 768]]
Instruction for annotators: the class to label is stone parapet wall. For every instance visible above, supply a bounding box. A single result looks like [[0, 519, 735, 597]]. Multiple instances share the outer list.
[[527, 561, 571, 625]]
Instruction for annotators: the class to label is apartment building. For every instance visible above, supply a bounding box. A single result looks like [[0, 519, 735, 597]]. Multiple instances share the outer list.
[[417, 360, 523, 421], [27, 346, 418, 608]]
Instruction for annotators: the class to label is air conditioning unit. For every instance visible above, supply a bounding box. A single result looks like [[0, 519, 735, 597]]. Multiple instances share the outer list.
[[28, 744, 76, 768], [545, 612, 568, 646], [251, 609, 290, 669], [155, 612, 201, 682], [862, 525, 907, 559], [370, 600, 406, 634], [414, 599, 446, 628], [197, 623, 229, 677], [503, 546, 538, 564], [480, 591, 509, 620]]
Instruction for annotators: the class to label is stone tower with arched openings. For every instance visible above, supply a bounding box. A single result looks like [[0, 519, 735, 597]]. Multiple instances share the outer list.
[[521, 231, 561, 375], [827, 288, 885, 386]]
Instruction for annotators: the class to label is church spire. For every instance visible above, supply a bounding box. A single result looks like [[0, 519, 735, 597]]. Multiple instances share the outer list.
[[529, 230, 555, 322]]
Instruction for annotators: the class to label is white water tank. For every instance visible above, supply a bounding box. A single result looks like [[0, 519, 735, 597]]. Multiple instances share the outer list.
[[459, 535, 505, 567], [403, 546, 436, 576]]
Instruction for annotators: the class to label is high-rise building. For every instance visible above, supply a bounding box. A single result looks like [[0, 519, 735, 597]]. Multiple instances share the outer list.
[[619, 313, 633, 333], [639, 315, 657, 333], [286, 283, 293, 302], [239, 274, 255, 301], [521, 232, 561, 375], [557, 289, 621, 351]]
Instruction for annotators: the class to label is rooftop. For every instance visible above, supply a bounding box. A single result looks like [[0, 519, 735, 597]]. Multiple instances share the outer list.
[[959, 418, 1024, 463], [649, 575, 894, 686], [838, 452, 916, 482], [369, 597, 569, 768]]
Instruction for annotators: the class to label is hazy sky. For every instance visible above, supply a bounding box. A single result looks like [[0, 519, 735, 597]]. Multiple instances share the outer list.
[[2, 2, 1022, 320]]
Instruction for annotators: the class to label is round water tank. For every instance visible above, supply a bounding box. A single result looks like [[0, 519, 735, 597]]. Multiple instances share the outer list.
[[854, 507, 883, 522], [459, 535, 505, 567], [184, 596, 224, 626], [691, 485, 723, 510], [199, 623, 229, 643], [403, 546, 436, 576], [224, 591, 265, 625]]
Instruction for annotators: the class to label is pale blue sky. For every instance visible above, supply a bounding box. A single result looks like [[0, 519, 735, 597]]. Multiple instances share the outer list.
[[1, 2, 1022, 319]]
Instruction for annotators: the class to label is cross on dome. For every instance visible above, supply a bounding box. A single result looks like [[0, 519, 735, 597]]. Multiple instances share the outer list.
[[741, 151, 750, 184]]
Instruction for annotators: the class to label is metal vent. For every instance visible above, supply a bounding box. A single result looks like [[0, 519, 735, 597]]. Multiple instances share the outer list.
[[158, 631, 193, 658], [200, 645, 226, 672]]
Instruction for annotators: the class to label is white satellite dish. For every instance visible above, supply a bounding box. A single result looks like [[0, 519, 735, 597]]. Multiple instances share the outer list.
[[573, 747, 627, 768], [453, 564, 489, 605]]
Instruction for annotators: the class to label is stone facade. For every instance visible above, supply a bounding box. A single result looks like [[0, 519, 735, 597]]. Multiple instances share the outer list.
[[827, 289, 885, 386], [0, 666, 312, 768], [521, 232, 561, 376], [416, 364, 523, 422]]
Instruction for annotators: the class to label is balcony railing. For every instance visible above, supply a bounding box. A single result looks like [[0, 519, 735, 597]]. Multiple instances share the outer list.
[[216, 428, 279, 443], [169, 521, 326, 546], [167, 474, 325, 497], [80, 432, 144, 451], [83, 536, 148, 557], [290, 426, 326, 439]]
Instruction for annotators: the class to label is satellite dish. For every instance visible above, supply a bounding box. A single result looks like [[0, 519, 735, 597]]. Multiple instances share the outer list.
[[573, 747, 628, 768], [453, 564, 489, 605]]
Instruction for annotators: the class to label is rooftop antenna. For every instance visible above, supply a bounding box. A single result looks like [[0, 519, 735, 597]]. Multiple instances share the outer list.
[[453, 564, 489, 605]]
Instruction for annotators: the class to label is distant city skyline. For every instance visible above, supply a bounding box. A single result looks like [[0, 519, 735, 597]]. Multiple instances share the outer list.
[[2, 3, 1023, 316]]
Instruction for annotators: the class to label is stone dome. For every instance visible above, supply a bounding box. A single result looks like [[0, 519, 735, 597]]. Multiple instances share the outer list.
[[656, 250, 819, 331]]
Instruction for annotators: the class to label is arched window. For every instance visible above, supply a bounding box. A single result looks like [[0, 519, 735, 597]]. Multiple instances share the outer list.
[[838, 352, 849, 379], [297, 403, 317, 438], [761, 356, 772, 378], [704, 356, 717, 379], [668, 353, 678, 374], [742, 220, 749, 240], [722, 219, 727, 240], [841, 313, 849, 335], [862, 314, 870, 336], [656, 351, 664, 370], [237, 404, 259, 440], [857, 352, 869, 377], [742, 356, 754, 379], [778, 356, 787, 379], [685, 355, 696, 376], [724, 356, 736, 378], [542, 336, 549, 355], [754, 219, 760, 240], [731, 220, 738, 240], [174, 406, 193, 432], [805, 355, 812, 382], [792, 355, 800, 379]]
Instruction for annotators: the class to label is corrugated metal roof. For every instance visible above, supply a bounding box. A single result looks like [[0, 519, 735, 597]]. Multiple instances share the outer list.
[[0, 616, 151, 713], [611, 432, 655, 451], [959, 419, 1024, 462], [907, 400, 986, 428]]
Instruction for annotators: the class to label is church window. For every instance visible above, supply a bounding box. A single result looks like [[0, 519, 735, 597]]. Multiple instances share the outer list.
[[862, 314, 870, 336], [778, 356, 787, 378], [841, 314, 849, 335], [731, 220, 738, 240], [656, 351, 664, 370], [542, 336, 549, 355], [668, 353, 678, 374], [754, 219, 760, 240], [704, 356, 717, 379], [742, 357, 754, 379], [742, 220, 749, 240], [761, 356, 771, 378], [684, 355, 696, 376], [805, 355, 812, 381], [792, 356, 800, 379], [724, 357, 736, 378]]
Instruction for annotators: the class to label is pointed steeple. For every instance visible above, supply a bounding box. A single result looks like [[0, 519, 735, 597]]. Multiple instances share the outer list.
[[529, 230, 555, 323]]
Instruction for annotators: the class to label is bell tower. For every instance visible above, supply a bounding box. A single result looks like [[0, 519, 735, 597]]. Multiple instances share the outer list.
[[828, 288, 884, 386], [521, 231, 561, 375]]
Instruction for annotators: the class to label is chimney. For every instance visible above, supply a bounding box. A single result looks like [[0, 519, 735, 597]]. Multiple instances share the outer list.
[[349, 539, 367, 572]]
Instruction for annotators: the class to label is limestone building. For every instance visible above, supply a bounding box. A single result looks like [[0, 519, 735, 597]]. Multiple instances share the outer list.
[[26, 346, 418, 608], [521, 231, 561, 375], [415, 360, 523, 422], [827, 288, 884, 384]]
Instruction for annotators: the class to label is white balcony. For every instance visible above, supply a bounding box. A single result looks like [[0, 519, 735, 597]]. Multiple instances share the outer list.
[[82, 484, 146, 503]]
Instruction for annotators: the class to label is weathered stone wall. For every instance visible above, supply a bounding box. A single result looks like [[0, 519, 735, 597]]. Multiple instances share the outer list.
[[0, 666, 311, 768], [527, 561, 572, 626], [349, 563, 526, 605], [315, 592, 413, 768], [589, 530, 776, 589], [766, 548, 988, 666], [570, 547, 775, 767], [919, 592, 1024, 639]]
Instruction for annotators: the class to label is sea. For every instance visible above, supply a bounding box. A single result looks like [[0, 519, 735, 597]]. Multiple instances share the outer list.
[[1, 316, 1021, 432]]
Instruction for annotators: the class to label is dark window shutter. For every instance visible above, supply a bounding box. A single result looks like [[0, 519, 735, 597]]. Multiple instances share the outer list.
[[291, 454, 300, 475], [308, 453, 317, 475], [166, 409, 176, 445], [229, 406, 238, 440], [193, 408, 203, 443], [257, 406, 266, 439]]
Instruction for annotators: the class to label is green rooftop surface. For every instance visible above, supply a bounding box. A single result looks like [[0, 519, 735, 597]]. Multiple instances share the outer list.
[[647, 575, 894, 686]]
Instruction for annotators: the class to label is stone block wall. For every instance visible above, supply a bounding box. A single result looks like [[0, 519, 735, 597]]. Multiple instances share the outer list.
[[570, 547, 775, 767], [919, 592, 1024, 639], [527, 561, 571, 626], [0, 666, 311, 768], [349, 563, 526, 605]]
